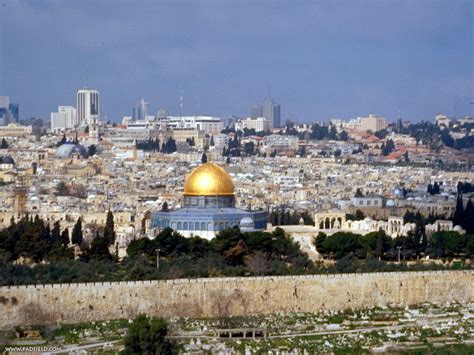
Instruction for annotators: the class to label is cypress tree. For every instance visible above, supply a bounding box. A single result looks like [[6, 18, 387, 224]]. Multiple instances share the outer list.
[[88, 231, 113, 261], [51, 221, 61, 242], [104, 211, 115, 246], [427, 183, 433, 194], [462, 199, 474, 234], [71, 217, 83, 245], [60, 228, 70, 247], [453, 195, 464, 227]]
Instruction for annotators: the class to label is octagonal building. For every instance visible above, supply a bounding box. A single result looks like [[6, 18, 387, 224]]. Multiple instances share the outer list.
[[151, 162, 267, 239]]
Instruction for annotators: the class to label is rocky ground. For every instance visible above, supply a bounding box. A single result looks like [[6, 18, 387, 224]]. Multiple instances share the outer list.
[[1, 302, 473, 354]]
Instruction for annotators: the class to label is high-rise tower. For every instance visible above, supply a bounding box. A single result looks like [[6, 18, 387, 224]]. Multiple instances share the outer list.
[[76, 89, 100, 126], [263, 99, 281, 129], [133, 98, 148, 120]]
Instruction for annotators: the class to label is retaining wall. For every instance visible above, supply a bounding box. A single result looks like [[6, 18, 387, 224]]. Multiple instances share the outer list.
[[0, 270, 472, 329]]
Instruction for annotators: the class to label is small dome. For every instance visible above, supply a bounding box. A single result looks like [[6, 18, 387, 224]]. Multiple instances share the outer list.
[[0, 155, 15, 164], [55, 142, 88, 159], [240, 217, 253, 227], [184, 162, 234, 196], [386, 199, 395, 207], [453, 225, 463, 232], [156, 108, 169, 119]]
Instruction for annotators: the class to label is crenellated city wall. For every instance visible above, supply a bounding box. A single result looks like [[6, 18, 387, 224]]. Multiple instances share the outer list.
[[0, 270, 472, 329]]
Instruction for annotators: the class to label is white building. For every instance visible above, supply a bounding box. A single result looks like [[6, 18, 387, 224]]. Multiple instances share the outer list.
[[435, 114, 450, 127], [0, 123, 33, 137], [238, 117, 271, 132], [51, 106, 77, 133], [273, 175, 301, 187], [264, 135, 299, 151], [346, 114, 387, 132], [77, 89, 100, 126], [212, 133, 229, 147], [351, 194, 384, 208], [163, 116, 223, 135]]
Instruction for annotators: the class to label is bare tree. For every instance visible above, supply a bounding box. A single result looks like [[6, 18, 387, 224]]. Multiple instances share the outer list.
[[210, 288, 247, 327], [244, 251, 271, 276]]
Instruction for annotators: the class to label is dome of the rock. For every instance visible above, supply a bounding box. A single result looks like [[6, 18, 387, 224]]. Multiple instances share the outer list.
[[183, 162, 234, 196]]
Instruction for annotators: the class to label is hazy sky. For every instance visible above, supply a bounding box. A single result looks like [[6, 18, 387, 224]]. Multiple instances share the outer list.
[[0, 0, 472, 123]]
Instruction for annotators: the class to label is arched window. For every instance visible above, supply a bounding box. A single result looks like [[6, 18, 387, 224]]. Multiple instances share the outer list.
[[325, 218, 330, 229]]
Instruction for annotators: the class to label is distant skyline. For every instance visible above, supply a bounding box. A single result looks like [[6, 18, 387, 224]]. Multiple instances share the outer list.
[[0, 0, 472, 123]]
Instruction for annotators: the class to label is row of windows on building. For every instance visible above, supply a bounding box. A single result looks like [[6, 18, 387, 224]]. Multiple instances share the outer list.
[[155, 219, 241, 231], [358, 200, 380, 206]]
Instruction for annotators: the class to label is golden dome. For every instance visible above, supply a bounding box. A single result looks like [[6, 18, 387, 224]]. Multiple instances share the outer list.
[[183, 162, 234, 196]]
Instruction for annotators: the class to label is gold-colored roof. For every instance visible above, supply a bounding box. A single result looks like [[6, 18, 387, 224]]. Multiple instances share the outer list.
[[183, 162, 234, 196]]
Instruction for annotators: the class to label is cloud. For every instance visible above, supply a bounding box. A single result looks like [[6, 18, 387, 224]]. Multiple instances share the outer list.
[[1, 0, 471, 121]]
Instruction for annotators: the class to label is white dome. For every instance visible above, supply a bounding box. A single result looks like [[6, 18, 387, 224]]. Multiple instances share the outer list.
[[453, 225, 463, 232], [386, 199, 395, 207], [240, 217, 254, 228]]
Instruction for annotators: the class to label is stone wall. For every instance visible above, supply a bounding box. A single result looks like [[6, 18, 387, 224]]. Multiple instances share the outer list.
[[0, 270, 472, 329]]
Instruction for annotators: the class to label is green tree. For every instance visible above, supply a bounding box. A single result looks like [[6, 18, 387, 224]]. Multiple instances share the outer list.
[[354, 209, 365, 220], [429, 231, 466, 258], [359, 231, 390, 259], [88, 233, 113, 261], [322, 232, 359, 259], [71, 218, 83, 246], [161, 201, 169, 212], [466, 234, 474, 258], [339, 130, 349, 141], [51, 221, 61, 242], [462, 199, 474, 234], [104, 211, 115, 246], [60, 228, 70, 247], [88, 144, 97, 156], [243, 142, 255, 156], [127, 237, 156, 259], [48, 223, 73, 262], [1, 138, 8, 149], [453, 195, 464, 226], [314, 232, 327, 255], [123, 314, 173, 355]]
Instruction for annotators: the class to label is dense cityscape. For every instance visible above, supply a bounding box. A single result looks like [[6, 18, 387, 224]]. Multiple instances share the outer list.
[[0, 87, 473, 353], [0, 0, 473, 353]]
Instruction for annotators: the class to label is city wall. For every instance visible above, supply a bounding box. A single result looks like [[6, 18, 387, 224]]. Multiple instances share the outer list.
[[0, 270, 472, 329]]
